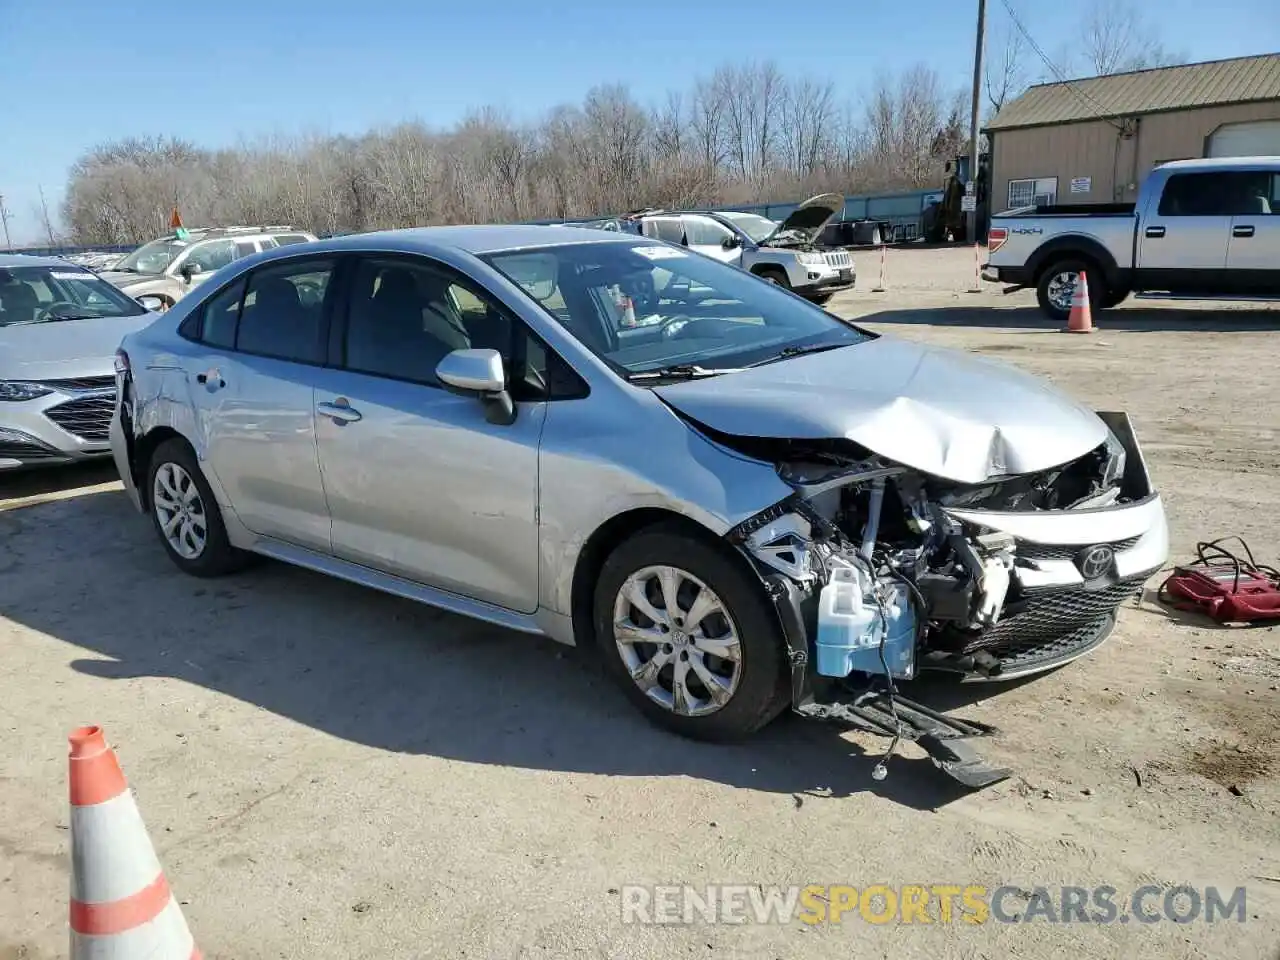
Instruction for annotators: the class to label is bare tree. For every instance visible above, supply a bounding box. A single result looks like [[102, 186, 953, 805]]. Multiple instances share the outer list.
[[1080, 0, 1184, 76], [985, 23, 1028, 117], [59, 59, 970, 244]]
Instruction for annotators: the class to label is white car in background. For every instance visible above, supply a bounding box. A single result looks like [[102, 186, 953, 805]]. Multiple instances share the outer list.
[[621, 194, 855, 304], [98, 225, 318, 311]]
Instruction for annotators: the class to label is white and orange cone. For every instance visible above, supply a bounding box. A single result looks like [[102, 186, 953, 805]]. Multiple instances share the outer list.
[[1064, 272, 1094, 333], [68, 725, 201, 959]]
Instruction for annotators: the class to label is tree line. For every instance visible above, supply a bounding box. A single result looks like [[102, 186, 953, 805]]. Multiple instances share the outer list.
[[60, 0, 1183, 245], [61, 60, 968, 245]]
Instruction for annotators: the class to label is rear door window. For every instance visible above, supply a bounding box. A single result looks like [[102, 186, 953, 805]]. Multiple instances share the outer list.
[[235, 259, 334, 362]]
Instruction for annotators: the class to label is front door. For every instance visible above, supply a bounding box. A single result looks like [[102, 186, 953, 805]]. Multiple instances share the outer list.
[[683, 215, 742, 265], [310, 254, 544, 613], [181, 256, 337, 552], [172, 238, 237, 296]]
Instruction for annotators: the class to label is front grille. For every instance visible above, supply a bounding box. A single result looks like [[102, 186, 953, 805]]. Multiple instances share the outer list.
[[38, 375, 116, 392], [44, 393, 115, 442], [993, 616, 1115, 675], [1018, 536, 1140, 562], [824, 250, 852, 268], [959, 577, 1145, 653]]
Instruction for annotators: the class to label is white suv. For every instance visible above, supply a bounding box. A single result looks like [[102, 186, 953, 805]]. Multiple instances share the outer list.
[[98, 225, 319, 311], [623, 194, 854, 304]]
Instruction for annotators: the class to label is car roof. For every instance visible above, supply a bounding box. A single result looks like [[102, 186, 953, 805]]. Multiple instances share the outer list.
[[0, 253, 82, 269], [293, 224, 651, 257], [1156, 156, 1280, 172], [148, 226, 313, 243]]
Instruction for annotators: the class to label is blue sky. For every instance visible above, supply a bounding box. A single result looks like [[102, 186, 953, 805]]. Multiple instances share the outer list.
[[1, 0, 1276, 243]]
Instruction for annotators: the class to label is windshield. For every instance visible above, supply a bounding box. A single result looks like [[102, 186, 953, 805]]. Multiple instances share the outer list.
[[481, 241, 871, 377], [113, 238, 190, 275], [0, 264, 147, 327], [720, 213, 778, 243]]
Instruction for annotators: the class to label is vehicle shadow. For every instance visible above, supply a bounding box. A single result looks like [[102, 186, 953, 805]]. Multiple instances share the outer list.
[[1, 487, 1000, 810], [0, 461, 119, 507], [860, 304, 1280, 332]]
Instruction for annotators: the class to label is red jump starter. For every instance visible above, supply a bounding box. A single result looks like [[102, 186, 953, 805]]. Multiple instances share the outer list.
[[1159, 537, 1280, 623]]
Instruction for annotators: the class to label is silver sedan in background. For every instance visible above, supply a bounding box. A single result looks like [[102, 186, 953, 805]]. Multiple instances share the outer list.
[[110, 226, 1167, 746], [0, 254, 155, 470]]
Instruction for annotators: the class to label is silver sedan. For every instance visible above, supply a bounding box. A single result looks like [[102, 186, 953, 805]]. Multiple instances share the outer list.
[[111, 226, 1168, 744], [0, 254, 155, 470]]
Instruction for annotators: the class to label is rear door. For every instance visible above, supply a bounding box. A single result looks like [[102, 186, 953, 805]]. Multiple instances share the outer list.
[[1226, 170, 1280, 295], [177, 256, 337, 551], [1137, 171, 1238, 292]]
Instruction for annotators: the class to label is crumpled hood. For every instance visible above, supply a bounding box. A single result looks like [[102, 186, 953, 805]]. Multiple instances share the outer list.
[[0, 314, 155, 381], [653, 336, 1109, 484]]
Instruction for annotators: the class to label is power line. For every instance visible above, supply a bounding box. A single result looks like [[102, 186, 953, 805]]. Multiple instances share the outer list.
[[998, 0, 1126, 131]]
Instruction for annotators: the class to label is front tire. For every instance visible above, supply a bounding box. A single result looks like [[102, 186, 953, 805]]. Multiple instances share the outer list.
[[593, 525, 789, 741], [754, 266, 791, 289], [1036, 259, 1109, 323], [146, 438, 249, 577]]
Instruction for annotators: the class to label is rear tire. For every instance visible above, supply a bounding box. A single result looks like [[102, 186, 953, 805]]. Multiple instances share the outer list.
[[1036, 259, 1109, 323], [146, 438, 250, 578], [592, 524, 790, 741]]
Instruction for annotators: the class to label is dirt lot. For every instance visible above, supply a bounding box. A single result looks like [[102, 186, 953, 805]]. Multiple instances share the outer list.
[[2, 245, 1278, 959]]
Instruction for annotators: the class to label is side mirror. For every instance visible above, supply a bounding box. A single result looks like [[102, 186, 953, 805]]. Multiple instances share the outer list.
[[721, 235, 741, 250], [180, 262, 203, 282], [436, 348, 516, 426], [136, 295, 165, 312]]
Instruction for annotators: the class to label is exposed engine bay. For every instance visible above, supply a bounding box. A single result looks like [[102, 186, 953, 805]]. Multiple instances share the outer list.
[[716, 412, 1164, 787]]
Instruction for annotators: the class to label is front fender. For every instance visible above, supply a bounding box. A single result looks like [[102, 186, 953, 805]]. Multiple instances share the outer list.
[[536, 391, 794, 616]]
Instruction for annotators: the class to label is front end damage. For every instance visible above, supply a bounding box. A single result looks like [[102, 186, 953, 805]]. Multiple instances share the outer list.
[[724, 412, 1168, 788]]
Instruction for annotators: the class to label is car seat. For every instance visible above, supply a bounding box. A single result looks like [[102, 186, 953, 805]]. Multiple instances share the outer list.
[[0, 282, 39, 325], [349, 268, 458, 382], [240, 277, 318, 359]]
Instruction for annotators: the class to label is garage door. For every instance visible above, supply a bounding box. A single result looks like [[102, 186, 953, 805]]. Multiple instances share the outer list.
[[1208, 120, 1280, 158]]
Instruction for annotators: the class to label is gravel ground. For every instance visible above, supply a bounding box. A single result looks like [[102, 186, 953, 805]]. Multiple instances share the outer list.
[[2, 245, 1278, 959]]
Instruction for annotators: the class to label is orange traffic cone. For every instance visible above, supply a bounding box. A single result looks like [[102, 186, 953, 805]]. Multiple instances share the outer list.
[[1064, 272, 1094, 333], [68, 726, 201, 959]]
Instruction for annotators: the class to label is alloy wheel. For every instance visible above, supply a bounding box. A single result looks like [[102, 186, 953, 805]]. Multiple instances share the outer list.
[[152, 462, 207, 560], [612, 565, 743, 717], [1046, 270, 1079, 313]]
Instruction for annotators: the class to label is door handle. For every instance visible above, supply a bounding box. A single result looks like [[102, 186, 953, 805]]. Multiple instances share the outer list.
[[1233, 224, 1255, 238], [1145, 226, 1166, 238], [317, 399, 363, 424], [195, 368, 224, 388]]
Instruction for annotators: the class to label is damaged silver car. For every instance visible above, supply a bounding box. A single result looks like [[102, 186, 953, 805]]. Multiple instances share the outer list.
[[110, 226, 1168, 786]]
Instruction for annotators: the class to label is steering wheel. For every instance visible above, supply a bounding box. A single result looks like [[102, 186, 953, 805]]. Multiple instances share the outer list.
[[658, 314, 694, 339], [36, 301, 83, 322]]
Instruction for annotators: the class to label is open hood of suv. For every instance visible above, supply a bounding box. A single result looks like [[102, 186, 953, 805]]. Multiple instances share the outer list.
[[767, 193, 845, 245], [652, 336, 1108, 484]]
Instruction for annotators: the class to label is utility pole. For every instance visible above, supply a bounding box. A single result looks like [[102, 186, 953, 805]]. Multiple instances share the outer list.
[[966, 0, 987, 243], [0, 193, 12, 250], [38, 185, 56, 246]]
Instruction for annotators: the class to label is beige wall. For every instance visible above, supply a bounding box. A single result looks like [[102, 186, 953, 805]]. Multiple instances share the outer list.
[[990, 100, 1280, 211]]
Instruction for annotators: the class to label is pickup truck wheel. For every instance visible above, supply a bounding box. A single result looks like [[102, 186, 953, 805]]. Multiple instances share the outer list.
[[1036, 260, 1108, 323]]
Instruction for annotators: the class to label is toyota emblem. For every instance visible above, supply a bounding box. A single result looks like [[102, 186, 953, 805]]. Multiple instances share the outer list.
[[1077, 544, 1116, 580]]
